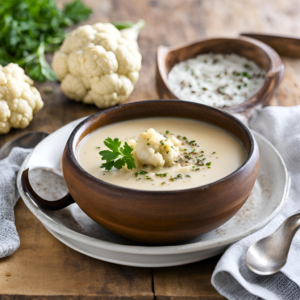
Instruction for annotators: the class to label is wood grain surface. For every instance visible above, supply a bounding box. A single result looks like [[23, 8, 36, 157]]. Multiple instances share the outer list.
[[1, 0, 300, 299]]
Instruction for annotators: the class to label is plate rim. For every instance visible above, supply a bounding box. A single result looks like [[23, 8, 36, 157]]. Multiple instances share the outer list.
[[17, 118, 290, 256]]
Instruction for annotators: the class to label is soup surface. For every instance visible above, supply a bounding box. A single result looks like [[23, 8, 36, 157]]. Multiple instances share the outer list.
[[76, 118, 246, 191]]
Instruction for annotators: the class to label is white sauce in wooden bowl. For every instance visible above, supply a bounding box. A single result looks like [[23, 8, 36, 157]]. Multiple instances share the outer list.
[[167, 53, 266, 108], [76, 118, 246, 191]]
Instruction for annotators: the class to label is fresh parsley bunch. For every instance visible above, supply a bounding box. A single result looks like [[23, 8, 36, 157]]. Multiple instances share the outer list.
[[100, 138, 136, 171], [0, 0, 92, 82]]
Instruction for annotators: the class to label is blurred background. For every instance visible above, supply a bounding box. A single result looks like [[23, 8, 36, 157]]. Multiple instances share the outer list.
[[1, 0, 300, 146]]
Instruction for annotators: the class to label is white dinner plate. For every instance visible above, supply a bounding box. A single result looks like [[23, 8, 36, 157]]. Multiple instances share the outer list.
[[17, 117, 289, 267]]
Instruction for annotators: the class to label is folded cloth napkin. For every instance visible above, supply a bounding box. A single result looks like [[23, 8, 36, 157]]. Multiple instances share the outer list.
[[0, 147, 31, 258], [212, 105, 300, 300]]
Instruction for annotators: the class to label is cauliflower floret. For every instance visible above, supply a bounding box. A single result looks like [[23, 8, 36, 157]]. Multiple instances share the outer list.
[[126, 139, 140, 169], [0, 100, 11, 133], [81, 44, 118, 78], [60, 25, 96, 54], [0, 63, 43, 134], [52, 22, 142, 109], [61, 74, 87, 101], [93, 23, 121, 36], [136, 128, 180, 168], [52, 51, 68, 81]]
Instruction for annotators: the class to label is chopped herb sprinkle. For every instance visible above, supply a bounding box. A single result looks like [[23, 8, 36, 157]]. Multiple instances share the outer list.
[[168, 53, 265, 108], [135, 170, 148, 177], [156, 173, 168, 178]]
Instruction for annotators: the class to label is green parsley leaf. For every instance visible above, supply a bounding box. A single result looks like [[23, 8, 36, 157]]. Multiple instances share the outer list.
[[100, 138, 136, 171], [0, 0, 92, 82], [64, 0, 92, 23], [112, 19, 145, 31]]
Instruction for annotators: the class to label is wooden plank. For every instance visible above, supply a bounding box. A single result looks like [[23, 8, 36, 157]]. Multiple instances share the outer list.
[[272, 57, 300, 106], [153, 258, 225, 300], [201, 0, 300, 38], [0, 201, 153, 299]]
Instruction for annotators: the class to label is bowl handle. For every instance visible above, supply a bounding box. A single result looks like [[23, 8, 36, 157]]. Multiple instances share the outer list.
[[21, 168, 75, 211]]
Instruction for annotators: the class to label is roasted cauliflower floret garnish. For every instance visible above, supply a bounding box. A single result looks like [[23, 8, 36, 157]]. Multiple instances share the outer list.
[[0, 63, 43, 134], [52, 22, 142, 109], [135, 128, 180, 168]]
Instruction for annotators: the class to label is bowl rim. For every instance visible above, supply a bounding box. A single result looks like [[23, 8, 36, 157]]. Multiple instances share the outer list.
[[156, 36, 284, 112], [66, 99, 256, 194]]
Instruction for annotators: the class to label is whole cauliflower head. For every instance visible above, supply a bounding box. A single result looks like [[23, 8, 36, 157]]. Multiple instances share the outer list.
[[136, 128, 180, 168], [52, 23, 142, 109], [0, 63, 44, 134]]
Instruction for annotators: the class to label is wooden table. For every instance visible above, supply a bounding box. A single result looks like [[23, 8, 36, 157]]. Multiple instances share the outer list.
[[1, 0, 300, 298]]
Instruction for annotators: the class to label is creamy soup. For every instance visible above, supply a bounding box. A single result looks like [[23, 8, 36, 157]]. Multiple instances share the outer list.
[[76, 118, 246, 191]]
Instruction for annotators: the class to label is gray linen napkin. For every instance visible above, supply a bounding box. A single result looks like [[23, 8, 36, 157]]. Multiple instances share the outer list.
[[212, 105, 300, 300], [0, 147, 31, 258]]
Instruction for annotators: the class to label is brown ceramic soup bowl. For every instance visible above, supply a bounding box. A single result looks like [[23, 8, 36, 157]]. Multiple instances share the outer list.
[[22, 100, 259, 245]]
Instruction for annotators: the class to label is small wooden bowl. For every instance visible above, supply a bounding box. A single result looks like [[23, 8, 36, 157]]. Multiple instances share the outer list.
[[156, 36, 284, 115], [22, 100, 259, 245]]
